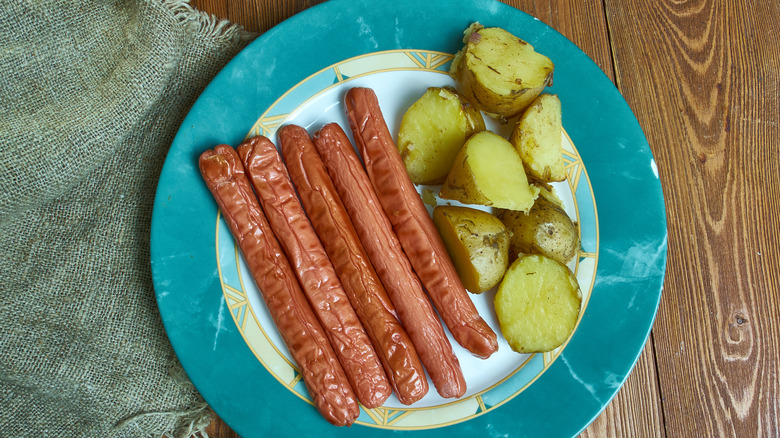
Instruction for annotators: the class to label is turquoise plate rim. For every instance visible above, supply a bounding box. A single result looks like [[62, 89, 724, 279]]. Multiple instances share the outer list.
[[150, 0, 668, 436]]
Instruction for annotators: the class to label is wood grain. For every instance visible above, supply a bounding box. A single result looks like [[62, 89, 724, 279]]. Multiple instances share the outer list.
[[188, 0, 780, 437], [604, 0, 780, 436], [193, 0, 326, 33]]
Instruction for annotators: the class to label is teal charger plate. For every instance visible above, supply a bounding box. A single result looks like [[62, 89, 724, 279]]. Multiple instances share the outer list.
[[150, 0, 667, 436]]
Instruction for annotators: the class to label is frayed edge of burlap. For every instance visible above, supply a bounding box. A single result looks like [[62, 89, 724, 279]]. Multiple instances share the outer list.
[[113, 359, 217, 438], [114, 402, 214, 438], [161, 0, 259, 42]]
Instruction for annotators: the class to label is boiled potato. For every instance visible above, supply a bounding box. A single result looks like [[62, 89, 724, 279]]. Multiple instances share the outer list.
[[439, 131, 540, 212], [510, 94, 566, 182], [433, 206, 509, 293], [533, 181, 564, 208], [494, 254, 581, 353], [497, 194, 579, 265], [449, 23, 554, 120], [397, 87, 486, 185]]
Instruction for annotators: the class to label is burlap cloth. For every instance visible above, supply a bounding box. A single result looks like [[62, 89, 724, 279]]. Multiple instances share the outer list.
[[0, 1, 255, 436]]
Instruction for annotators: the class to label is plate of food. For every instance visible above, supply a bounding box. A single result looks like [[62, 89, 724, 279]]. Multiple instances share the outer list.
[[150, 0, 667, 436]]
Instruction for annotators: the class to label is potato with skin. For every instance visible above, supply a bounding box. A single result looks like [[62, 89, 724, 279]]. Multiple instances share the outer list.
[[433, 206, 510, 293], [494, 254, 581, 353], [439, 130, 540, 212], [510, 94, 566, 182], [449, 23, 554, 120], [497, 193, 579, 265], [397, 87, 486, 185]]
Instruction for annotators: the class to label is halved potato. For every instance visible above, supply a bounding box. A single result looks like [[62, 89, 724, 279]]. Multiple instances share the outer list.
[[510, 94, 566, 182], [397, 87, 486, 185], [497, 193, 579, 265], [494, 254, 581, 353], [449, 23, 554, 120], [433, 206, 509, 293], [439, 131, 540, 212]]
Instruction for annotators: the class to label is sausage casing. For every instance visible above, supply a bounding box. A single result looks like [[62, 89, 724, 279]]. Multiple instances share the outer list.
[[313, 123, 467, 398], [199, 145, 359, 426], [237, 136, 391, 408], [344, 87, 499, 359], [279, 125, 429, 405]]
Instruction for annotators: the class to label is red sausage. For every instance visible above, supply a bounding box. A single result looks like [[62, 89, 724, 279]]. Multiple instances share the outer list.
[[237, 136, 391, 408], [313, 123, 467, 398], [199, 145, 359, 426], [278, 124, 429, 405], [344, 87, 499, 359]]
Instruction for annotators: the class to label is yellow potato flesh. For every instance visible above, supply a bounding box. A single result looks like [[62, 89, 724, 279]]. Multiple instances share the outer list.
[[397, 87, 485, 185], [440, 131, 539, 212], [494, 255, 581, 353], [433, 206, 509, 293]]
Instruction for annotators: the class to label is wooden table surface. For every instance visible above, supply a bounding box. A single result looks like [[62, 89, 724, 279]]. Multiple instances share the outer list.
[[189, 0, 780, 436]]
